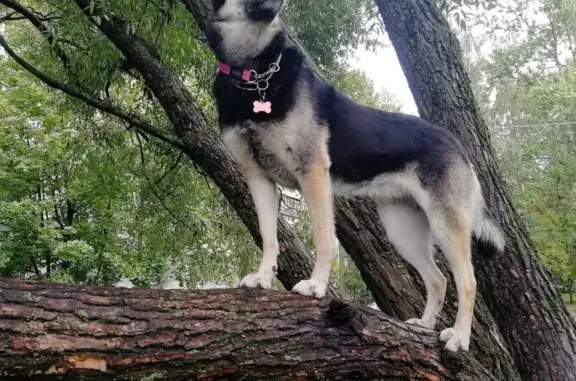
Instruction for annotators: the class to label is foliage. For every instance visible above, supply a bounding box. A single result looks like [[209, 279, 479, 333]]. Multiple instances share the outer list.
[[0, 58, 256, 287], [434, 0, 498, 29], [460, 0, 576, 289], [284, 0, 384, 69]]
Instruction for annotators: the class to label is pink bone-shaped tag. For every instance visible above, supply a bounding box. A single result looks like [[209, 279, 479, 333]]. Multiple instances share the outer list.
[[253, 100, 272, 114]]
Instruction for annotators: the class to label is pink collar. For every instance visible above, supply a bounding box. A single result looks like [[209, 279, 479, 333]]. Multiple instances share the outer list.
[[218, 62, 252, 82]]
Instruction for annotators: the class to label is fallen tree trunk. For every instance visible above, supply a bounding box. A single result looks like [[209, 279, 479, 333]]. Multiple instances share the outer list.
[[0, 277, 496, 380]]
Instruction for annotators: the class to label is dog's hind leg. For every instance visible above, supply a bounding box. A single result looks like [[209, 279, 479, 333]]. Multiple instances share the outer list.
[[378, 202, 447, 329], [428, 206, 476, 352]]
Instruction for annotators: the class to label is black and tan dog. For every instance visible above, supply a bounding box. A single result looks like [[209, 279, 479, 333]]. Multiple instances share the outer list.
[[206, 0, 505, 352]]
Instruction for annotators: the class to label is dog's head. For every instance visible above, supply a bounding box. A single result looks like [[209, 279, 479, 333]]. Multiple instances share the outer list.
[[212, 0, 286, 23], [207, 0, 286, 64]]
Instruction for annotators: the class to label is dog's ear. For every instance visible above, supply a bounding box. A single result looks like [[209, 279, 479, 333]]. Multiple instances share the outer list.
[[212, 0, 226, 11]]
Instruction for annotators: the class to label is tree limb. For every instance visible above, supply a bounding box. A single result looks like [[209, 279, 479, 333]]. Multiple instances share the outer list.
[[0, 0, 70, 67], [0, 277, 496, 380]]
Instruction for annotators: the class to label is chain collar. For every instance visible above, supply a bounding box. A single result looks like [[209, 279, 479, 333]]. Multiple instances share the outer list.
[[218, 53, 282, 101]]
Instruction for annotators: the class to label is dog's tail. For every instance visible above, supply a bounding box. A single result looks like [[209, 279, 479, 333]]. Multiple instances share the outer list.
[[471, 176, 506, 258]]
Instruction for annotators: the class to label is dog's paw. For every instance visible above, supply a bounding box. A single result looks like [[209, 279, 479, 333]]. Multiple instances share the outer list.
[[405, 318, 435, 329], [239, 271, 274, 289], [439, 327, 470, 352], [292, 279, 327, 298]]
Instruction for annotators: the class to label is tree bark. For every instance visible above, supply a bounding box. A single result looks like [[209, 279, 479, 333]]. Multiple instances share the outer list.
[[375, 1, 576, 379], [0, 277, 497, 380]]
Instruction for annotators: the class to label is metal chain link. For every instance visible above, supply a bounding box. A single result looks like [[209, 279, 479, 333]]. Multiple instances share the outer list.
[[233, 53, 282, 94]]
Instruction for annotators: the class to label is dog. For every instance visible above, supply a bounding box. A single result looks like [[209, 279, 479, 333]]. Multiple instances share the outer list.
[[205, 0, 505, 352]]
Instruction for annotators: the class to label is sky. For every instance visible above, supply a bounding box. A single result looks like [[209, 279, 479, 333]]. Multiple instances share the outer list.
[[349, 45, 419, 116], [349, 3, 543, 119]]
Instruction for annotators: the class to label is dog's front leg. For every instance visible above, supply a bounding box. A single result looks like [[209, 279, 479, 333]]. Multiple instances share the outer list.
[[292, 143, 334, 298], [240, 172, 279, 289], [222, 128, 279, 289]]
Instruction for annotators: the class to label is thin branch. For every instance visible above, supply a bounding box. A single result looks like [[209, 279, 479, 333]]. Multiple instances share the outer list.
[[0, 0, 69, 66], [0, 32, 187, 151], [2, 0, 162, 144], [135, 134, 199, 231], [0, 14, 60, 22], [0, 11, 17, 21], [53, 203, 65, 229], [153, 151, 184, 187], [30, 257, 41, 279]]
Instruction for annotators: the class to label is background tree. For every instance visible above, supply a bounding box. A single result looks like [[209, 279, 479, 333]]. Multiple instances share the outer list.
[[375, 0, 576, 379]]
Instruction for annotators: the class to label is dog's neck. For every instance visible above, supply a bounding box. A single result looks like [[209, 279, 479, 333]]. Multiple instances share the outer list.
[[208, 18, 285, 69]]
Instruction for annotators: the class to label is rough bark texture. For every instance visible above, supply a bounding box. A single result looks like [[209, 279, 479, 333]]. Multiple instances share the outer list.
[[376, 1, 576, 379], [0, 277, 497, 380]]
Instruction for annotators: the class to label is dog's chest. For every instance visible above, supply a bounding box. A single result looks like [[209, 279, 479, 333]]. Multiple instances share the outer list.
[[247, 124, 300, 189], [244, 109, 322, 189]]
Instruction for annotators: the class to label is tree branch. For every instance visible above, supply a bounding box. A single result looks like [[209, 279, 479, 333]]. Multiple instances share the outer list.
[[134, 133, 198, 231], [0, 32, 186, 152], [0, 0, 69, 67], [0, 277, 496, 380]]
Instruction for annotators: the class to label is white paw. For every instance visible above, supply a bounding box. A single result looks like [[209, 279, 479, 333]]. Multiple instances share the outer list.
[[439, 327, 470, 352], [291, 279, 327, 298], [239, 271, 275, 289], [405, 318, 436, 329]]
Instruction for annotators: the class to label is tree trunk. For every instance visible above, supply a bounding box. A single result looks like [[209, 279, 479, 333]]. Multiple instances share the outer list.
[[375, 1, 576, 379], [0, 277, 497, 380]]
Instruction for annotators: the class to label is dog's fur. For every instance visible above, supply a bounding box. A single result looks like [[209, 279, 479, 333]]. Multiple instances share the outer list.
[[206, 0, 505, 352]]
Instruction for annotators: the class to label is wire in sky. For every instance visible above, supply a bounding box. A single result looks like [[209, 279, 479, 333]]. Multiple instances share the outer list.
[[499, 121, 576, 129]]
